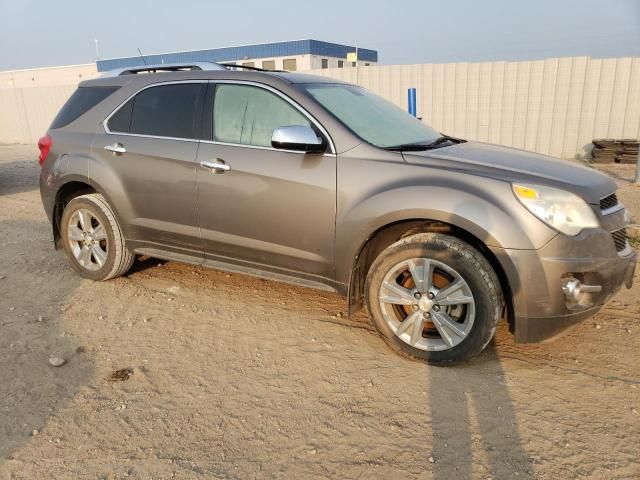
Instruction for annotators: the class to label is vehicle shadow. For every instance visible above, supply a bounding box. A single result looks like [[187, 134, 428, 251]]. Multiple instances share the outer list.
[[127, 256, 169, 274], [429, 339, 532, 479], [0, 218, 92, 466]]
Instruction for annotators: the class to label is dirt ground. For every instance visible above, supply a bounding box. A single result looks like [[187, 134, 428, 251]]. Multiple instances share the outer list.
[[1, 143, 639, 480]]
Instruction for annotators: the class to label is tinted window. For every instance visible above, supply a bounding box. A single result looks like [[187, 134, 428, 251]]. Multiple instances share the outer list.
[[321, 59, 328, 69], [212, 84, 310, 147], [51, 86, 118, 129], [262, 60, 276, 70], [129, 84, 204, 139], [107, 98, 133, 133]]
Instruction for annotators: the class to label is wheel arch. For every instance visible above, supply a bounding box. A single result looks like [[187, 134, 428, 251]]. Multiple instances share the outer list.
[[52, 181, 97, 249], [51, 179, 125, 250], [347, 218, 514, 331]]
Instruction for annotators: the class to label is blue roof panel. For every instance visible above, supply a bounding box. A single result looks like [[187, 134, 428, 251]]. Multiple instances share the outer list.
[[97, 39, 378, 71]]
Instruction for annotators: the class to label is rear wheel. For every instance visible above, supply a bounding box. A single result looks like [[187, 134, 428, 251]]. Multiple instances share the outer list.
[[60, 193, 134, 281], [365, 233, 503, 365]]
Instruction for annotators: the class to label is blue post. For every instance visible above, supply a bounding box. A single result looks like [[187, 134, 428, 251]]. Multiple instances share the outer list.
[[408, 88, 417, 117]]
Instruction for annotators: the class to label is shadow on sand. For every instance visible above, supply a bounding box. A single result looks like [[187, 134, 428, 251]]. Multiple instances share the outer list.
[[429, 340, 532, 478], [0, 224, 92, 466]]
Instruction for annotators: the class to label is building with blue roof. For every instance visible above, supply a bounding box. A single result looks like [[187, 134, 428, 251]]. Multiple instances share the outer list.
[[96, 39, 378, 72]]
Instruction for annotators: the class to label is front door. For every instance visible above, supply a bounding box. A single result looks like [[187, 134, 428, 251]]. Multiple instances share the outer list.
[[195, 82, 336, 284]]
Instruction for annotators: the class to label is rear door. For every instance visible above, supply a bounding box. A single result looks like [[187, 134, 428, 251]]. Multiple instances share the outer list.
[[93, 82, 206, 257], [194, 81, 337, 284]]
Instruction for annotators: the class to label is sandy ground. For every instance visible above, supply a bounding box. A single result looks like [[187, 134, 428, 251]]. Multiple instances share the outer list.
[[1, 144, 639, 480]]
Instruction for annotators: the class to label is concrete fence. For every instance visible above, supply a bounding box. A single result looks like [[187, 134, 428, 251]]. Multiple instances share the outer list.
[[1, 57, 639, 159], [0, 64, 98, 145], [309, 56, 640, 159]]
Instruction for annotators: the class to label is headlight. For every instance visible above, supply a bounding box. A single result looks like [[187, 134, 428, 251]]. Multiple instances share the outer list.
[[512, 183, 599, 236]]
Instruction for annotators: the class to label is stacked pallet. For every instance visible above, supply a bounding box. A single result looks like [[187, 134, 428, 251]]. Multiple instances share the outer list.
[[591, 139, 639, 164]]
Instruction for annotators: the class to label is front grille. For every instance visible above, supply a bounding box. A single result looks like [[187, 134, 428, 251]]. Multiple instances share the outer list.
[[611, 228, 628, 252], [600, 193, 619, 211]]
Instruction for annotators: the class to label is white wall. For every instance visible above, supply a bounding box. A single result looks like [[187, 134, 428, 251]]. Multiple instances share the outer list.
[[229, 54, 312, 71], [0, 57, 638, 159], [0, 64, 98, 144], [228, 54, 374, 71], [308, 56, 640, 159]]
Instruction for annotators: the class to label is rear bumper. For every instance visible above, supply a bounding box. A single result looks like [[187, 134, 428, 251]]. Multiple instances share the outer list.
[[491, 228, 636, 343], [39, 170, 55, 223]]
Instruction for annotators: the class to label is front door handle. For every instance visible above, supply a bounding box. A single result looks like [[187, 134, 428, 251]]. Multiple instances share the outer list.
[[104, 143, 126, 155], [200, 159, 231, 173]]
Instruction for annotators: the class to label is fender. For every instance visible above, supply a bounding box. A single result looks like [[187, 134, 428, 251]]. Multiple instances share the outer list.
[[334, 179, 558, 286], [41, 154, 89, 218], [44, 152, 132, 248]]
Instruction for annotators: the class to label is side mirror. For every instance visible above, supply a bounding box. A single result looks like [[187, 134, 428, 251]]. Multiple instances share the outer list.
[[271, 126, 325, 153]]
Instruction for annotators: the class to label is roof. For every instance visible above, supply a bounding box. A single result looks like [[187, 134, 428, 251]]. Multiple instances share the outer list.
[[96, 39, 378, 72], [81, 69, 350, 88]]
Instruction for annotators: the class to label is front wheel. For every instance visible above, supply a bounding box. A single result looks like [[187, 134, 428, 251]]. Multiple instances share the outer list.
[[60, 193, 134, 281], [365, 233, 503, 365]]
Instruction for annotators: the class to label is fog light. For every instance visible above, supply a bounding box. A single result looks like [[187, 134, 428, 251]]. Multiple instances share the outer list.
[[562, 276, 602, 309]]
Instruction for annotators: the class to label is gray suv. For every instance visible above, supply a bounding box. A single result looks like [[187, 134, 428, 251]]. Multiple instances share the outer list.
[[39, 63, 636, 364]]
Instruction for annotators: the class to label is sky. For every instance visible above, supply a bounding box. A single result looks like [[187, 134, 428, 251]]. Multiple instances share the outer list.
[[0, 0, 639, 70]]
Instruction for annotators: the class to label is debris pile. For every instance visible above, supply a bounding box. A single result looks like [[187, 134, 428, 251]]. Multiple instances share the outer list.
[[591, 139, 639, 164]]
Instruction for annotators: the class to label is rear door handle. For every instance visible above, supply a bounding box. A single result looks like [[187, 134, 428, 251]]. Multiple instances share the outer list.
[[104, 143, 126, 154], [200, 159, 231, 173]]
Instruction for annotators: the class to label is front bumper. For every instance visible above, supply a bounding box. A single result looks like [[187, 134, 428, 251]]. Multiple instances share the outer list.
[[491, 227, 637, 343]]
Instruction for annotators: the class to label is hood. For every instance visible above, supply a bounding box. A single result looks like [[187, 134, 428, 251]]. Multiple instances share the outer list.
[[403, 141, 615, 205]]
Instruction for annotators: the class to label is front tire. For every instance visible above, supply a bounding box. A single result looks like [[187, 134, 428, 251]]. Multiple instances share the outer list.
[[60, 193, 134, 281], [365, 233, 503, 365]]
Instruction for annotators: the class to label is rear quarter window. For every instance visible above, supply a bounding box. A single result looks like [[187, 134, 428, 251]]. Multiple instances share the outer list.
[[50, 86, 119, 129], [106, 98, 133, 133]]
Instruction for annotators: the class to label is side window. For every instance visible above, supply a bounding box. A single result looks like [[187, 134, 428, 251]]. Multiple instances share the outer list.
[[212, 84, 311, 148], [108, 83, 204, 139]]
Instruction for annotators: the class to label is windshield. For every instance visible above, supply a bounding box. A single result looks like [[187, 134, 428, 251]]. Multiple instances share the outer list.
[[302, 84, 441, 148]]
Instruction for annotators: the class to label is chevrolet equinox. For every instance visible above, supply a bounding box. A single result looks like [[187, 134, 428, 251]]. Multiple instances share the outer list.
[[39, 62, 637, 364]]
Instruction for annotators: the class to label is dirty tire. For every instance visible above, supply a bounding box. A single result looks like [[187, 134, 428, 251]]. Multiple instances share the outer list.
[[365, 233, 503, 365], [60, 193, 134, 281]]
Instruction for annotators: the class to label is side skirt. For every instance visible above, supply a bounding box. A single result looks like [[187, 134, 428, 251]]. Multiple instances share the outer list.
[[134, 246, 340, 294]]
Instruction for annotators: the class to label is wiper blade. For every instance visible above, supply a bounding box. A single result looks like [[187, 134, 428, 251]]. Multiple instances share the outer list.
[[382, 135, 466, 151], [382, 143, 433, 151], [423, 135, 466, 149]]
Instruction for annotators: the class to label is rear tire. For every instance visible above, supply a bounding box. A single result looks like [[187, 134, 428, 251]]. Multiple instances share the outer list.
[[365, 233, 503, 365], [60, 193, 134, 281]]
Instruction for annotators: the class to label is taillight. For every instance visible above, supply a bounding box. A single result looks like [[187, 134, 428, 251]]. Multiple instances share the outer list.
[[37, 134, 52, 166]]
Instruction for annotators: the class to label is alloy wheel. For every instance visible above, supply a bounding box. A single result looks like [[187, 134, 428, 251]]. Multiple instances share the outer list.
[[67, 208, 108, 271], [378, 257, 476, 351]]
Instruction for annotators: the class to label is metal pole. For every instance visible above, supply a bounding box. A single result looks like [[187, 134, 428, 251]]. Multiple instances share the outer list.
[[355, 46, 359, 86], [635, 145, 640, 184], [94, 39, 99, 61], [408, 88, 417, 117]]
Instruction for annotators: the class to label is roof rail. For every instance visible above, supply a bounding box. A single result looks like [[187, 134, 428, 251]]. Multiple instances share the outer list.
[[100, 62, 226, 77]]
